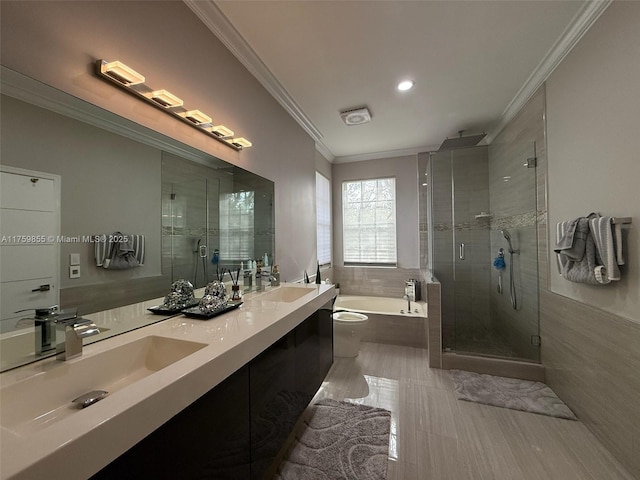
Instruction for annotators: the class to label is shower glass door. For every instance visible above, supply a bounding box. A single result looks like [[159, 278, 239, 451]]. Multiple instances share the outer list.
[[162, 177, 220, 289], [430, 143, 540, 362], [484, 141, 539, 362]]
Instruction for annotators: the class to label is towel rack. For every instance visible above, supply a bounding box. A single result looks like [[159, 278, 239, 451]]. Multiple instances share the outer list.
[[612, 217, 632, 225]]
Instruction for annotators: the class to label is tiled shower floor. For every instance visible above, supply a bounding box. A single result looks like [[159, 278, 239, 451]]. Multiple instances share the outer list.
[[312, 342, 634, 480]]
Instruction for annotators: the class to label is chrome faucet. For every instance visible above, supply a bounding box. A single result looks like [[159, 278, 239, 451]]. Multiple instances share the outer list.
[[56, 316, 101, 361], [404, 279, 419, 313], [34, 305, 60, 354], [404, 294, 412, 312], [14, 305, 80, 355]]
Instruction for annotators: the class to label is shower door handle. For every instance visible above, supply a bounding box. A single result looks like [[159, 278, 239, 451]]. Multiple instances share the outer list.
[[459, 243, 465, 260]]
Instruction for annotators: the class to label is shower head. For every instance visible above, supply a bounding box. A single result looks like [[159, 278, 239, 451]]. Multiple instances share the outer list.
[[501, 230, 516, 254], [437, 131, 486, 151]]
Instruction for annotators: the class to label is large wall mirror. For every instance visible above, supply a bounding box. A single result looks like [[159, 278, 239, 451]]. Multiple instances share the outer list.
[[0, 66, 274, 371]]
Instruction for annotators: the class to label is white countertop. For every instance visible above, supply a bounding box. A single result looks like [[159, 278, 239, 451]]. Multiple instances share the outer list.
[[0, 283, 336, 480]]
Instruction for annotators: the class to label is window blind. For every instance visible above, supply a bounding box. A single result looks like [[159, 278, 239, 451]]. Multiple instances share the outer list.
[[316, 172, 332, 265], [342, 177, 397, 266], [220, 191, 254, 260]]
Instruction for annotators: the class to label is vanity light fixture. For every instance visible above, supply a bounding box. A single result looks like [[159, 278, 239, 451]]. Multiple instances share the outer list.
[[179, 109, 212, 125], [100, 61, 146, 86], [145, 89, 183, 108], [228, 137, 252, 148], [95, 59, 251, 150], [205, 125, 234, 138]]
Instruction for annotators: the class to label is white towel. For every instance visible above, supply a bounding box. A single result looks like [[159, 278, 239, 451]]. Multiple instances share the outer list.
[[614, 223, 624, 266], [588, 217, 620, 282], [556, 222, 569, 274]]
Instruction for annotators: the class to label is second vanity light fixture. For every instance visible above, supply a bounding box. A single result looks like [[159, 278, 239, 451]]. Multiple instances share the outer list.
[[96, 60, 251, 150]]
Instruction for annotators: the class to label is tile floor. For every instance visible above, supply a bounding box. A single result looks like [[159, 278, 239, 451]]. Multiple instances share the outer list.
[[313, 342, 635, 480]]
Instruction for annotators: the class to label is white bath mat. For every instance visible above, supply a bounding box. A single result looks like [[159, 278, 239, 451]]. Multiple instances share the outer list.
[[450, 370, 577, 420]]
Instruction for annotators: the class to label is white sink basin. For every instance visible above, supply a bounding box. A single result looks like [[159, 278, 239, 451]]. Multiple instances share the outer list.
[[0, 335, 206, 434], [256, 286, 315, 303]]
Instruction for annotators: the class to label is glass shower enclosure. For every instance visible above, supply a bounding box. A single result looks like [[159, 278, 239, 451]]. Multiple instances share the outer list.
[[426, 142, 540, 362]]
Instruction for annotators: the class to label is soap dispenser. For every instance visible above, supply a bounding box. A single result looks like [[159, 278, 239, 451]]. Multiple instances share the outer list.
[[255, 260, 264, 290], [271, 265, 280, 287]]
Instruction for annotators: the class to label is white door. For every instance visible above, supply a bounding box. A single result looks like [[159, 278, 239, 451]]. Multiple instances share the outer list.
[[0, 167, 60, 333]]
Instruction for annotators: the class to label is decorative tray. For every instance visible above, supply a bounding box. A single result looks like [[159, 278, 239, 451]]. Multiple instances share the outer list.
[[181, 300, 243, 319], [147, 299, 200, 315]]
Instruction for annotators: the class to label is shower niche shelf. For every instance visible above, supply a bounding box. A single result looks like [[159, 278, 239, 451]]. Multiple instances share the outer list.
[[474, 212, 493, 220]]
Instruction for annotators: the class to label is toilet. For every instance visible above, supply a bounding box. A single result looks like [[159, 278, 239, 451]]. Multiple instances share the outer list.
[[333, 311, 369, 357]]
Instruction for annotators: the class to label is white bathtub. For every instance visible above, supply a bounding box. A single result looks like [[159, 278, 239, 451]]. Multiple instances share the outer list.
[[333, 295, 427, 348], [334, 295, 426, 317]]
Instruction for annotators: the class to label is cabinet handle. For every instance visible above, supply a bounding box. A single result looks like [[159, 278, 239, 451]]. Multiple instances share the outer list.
[[459, 243, 465, 260], [32, 284, 51, 292]]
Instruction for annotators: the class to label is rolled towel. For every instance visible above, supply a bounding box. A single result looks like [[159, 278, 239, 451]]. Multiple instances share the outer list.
[[614, 223, 624, 266]]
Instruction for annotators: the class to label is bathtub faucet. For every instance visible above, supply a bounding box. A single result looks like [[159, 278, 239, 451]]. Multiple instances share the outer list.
[[404, 294, 412, 312], [404, 279, 418, 313]]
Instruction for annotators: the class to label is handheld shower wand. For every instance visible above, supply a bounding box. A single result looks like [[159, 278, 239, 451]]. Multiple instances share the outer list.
[[501, 230, 519, 310], [501, 229, 519, 254]]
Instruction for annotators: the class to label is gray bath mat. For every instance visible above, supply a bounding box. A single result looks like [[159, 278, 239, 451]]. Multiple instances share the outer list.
[[274, 398, 391, 480], [450, 369, 577, 420]]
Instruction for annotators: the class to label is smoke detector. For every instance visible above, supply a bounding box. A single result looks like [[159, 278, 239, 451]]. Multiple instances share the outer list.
[[340, 107, 372, 126]]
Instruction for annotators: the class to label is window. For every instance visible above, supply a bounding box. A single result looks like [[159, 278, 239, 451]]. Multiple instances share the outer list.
[[219, 191, 254, 260], [342, 177, 397, 266], [316, 172, 332, 265]]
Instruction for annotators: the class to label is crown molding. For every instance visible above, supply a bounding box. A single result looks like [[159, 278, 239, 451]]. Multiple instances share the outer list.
[[184, 0, 334, 161], [315, 142, 336, 163], [486, 0, 612, 144], [333, 145, 440, 164]]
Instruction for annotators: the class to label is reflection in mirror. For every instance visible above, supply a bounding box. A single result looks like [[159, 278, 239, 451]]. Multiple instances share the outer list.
[[161, 152, 274, 289], [0, 67, 274, 372]]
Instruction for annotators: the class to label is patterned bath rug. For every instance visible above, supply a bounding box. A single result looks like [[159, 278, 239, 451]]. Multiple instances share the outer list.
[[450, 369, 577, 420], [274, 398, 391, 480]]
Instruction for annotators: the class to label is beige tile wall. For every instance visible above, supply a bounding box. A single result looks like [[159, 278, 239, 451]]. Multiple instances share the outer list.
[[333, 266, 422, 298]]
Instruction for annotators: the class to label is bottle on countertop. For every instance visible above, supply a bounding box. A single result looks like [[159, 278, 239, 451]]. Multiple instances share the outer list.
[[255, 260, 264, 290], [271, 265, 280, 287]]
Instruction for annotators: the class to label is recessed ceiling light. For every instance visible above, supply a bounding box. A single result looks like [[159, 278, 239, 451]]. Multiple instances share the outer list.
[[397, 80, 414, 92]]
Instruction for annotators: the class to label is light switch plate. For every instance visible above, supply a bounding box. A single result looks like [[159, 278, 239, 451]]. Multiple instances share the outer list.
[[69, 265, 81, 278], [70, 253, 80, 266]]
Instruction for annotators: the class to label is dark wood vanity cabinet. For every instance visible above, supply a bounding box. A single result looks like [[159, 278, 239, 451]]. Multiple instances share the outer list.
[[90, 300, 334, 480], [250, 299, 334, 479]]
